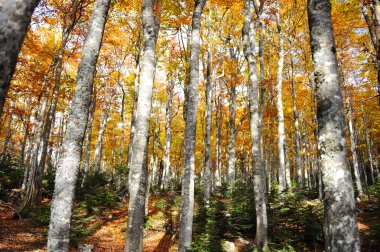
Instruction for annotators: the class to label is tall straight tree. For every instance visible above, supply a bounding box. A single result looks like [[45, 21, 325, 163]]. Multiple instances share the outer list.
[[47, 0, 111, 250], [307, 0, 360, 250], [0, 0, 41, 117], [291, 59, 303, 184], [204, 9, 212, 204], [242, 0, 268, 250], [162, 79, 175, 190], [125, 0, 161, 251], [178, 0, 207, 251], [275, 0, 287, 191]]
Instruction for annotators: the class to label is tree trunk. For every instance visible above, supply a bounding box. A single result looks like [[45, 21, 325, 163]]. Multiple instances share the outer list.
[[127, 63, 140, 171], [94, 107, 109, 172], [82, 90, 96, 183], [362, 107, 375, 182], [162, 80, 174, 190], [284, 138, 292, 187], [16, 96, 48, 216], [215, 91, 222, 187], [178, 1, 206, 251], [118, 81, 126, 189], [227, 81, 237, 182], [125, 0, 160, 250], [38, 0, 81, 178], [0, 0, 41, 117], [371, 0, 380, 105], [150, 116, 160, 187], [47, 0, 111, 250], [243, 0, 268, 249], [1, 114, 13, 157], [22, 108, 39, 190], [307, 0, 360, 250], [18, 121, 29, 169], [275, 0, 287, 192], [291, 59, 303, 185], [346, 96, 363, 196], [204, 22, 212, 204]]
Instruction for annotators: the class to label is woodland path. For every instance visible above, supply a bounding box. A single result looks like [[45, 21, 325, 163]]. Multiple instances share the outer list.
[[0, 196, 379, 252]]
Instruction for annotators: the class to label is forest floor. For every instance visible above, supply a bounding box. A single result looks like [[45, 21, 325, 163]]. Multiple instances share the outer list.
[[0, 193, 379, 252]]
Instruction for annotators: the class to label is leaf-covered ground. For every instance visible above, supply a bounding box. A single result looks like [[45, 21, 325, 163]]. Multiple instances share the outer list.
[[0, 193, 379, 251]]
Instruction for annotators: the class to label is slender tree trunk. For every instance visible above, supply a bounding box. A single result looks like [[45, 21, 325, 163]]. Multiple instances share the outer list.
[[22, 108, 39, 190], [291, 59, 303, 185], [2, 114, 13, 157], [127, 63, 140, 171], [362, 107, 375, 182], [204, 24, 212, 204], [346, 96, 363, 195], [371, 0, 380, 105], [82, 91, 96, 183], [243, 0, 268, 249], [38, 0, 81, 178], [118, 83, 126, 189], [126, 0, 160, 250], [162, 80, 174, 190], [15, 96, 49, 216], [215, 92, 222, 187], [178, 1, 206, 251], [227, 82, 237, 182], [18, 122, 29, 169], [94, 107, 109, 172], [275, 0, 287, 192], [150, 117, 160, 187], [284, 138, 292, 187], [308, 0, 360, 250], [47, 0, 111, 250], [0, 0, 41, 117]]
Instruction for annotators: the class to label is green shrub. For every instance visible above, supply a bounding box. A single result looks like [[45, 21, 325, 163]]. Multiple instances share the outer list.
[[269, 190, 324, 250], [226, 180, 256, 236], [83, 189, 118, 215], [30, 203, 51, 226], [0, 156, 23, 197]]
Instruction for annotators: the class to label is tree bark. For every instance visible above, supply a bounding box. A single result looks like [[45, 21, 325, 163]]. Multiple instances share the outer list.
[[275, 0, 287, 192], [1, 114, 13, 157], [47, 0, 111, 250], [371, 0, 380, 105], [291, 59, 303, 185], [125, 0, 160, 250], [0, 0, 41, 117], [243, 0, 268, 249], [227, 76, 237, 182], [15, 96, 48, 216], [127, 63, 140, 172], [204, 21, 212, 204], [362, 106, 375, 182], [215, 90, 222, 187], [307, 0, 360, 250], [94, 107, 109, 172], [162, 80, 174, 190], [178, 1, 206, 251], [18, 120, 29, 169], [38, 0, 82, 178], [346, 96, 363, 195], [81, 90, 96, 184]]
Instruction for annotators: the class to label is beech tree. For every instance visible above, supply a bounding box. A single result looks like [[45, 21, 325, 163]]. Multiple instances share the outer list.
[[307, 0, 360, 250], [178, 0, 207, 251], [47, 0, 111, 250], [0, 0, 41, 117], [125, 0, 161, 250], [243, 0, 268, 249]]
